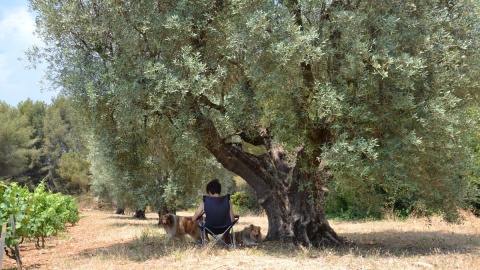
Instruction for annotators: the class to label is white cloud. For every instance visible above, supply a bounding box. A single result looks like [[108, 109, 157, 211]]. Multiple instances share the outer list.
[[0, 6, 42, 46], [0, 2, 56, 106]]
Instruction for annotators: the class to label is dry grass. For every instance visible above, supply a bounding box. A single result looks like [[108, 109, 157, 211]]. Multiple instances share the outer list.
[[2, 209, 479, 270]]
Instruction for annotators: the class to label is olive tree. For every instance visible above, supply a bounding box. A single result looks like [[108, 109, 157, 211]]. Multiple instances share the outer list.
[[29, 0, 480, 246]]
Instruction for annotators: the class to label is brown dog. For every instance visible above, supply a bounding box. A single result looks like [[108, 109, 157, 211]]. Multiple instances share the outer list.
[[234, 224, 262, 247], [159, 213, 201, 242]]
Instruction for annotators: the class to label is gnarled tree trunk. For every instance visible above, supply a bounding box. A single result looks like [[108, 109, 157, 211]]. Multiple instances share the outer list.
[[191, 106, 344, 246]]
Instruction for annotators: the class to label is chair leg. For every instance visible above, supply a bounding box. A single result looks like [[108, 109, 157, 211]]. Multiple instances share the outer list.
[[200, 228, 207, 247], [202, 227, 236, 248]]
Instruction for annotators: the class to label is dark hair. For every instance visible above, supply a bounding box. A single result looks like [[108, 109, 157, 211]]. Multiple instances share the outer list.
[[206, 179, 221, 195]]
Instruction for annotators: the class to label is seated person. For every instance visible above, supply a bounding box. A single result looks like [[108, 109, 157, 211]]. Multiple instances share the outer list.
[[192, 179, 237, 245], [192, 179, 235, 223]]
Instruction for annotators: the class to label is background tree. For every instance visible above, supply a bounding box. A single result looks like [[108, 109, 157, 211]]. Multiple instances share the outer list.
[[41, 96, 90, 193], [1, 97, 90, 193], [16, 99, 47, 187], [30, 0, 480, 247], [0, 102, 38, 179]]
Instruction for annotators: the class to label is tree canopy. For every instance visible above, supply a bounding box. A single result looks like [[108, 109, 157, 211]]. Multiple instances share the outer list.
[[29, 0, 480, 246]]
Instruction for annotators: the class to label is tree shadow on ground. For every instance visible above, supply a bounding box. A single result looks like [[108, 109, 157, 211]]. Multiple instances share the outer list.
[[102, 214, 158, 221], [339, 230, 480, 256], [100, 214, 160, 228], [74, 235, 199, 262], [257, 230, 480, 258]]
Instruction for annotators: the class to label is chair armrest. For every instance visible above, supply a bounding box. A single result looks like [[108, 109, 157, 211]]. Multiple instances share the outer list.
[[194, 211, 205, 221], [233, 214, 240, 225]]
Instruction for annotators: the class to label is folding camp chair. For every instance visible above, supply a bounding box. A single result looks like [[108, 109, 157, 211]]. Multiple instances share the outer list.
[[198, 194, 239, 248]]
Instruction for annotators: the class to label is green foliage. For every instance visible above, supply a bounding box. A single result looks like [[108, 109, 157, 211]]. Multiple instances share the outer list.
[[0, 97, 90, 194], [13, 99, 48, 187], [0, 102, 38, 178], [231, 191, 258, 214], [42, 96, 90, 193], [57, 152, 91, 193], [0, 181, 80, 249], [17, 99, 47, 149], [466, 108, 480, 216], [467, 177, 480, 216], [29, 0, 480, 223], [317, 0, 480, 222], [230, 176, 259, 214]]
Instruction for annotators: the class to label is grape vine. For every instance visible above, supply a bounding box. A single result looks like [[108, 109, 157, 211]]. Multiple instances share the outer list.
[[0, 181, 80, 249]]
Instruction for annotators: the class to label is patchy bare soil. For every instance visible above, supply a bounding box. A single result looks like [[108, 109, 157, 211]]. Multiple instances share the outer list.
[[2, 208, 480, 270]]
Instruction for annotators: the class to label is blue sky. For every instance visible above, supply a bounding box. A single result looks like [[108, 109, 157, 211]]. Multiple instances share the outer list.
[[0, 0, 57, 107]]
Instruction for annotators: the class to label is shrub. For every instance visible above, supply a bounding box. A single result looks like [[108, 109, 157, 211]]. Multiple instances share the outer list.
[[231, 191, 258, 213]]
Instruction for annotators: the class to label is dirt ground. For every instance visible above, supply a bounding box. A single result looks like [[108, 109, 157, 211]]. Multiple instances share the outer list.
[[2, 208, 480, 270], [2, 209, 158, 270], [3, 209, 271, 270]]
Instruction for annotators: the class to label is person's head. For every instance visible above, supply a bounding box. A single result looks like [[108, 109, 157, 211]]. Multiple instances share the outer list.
[[206, 179, 221, 195]]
